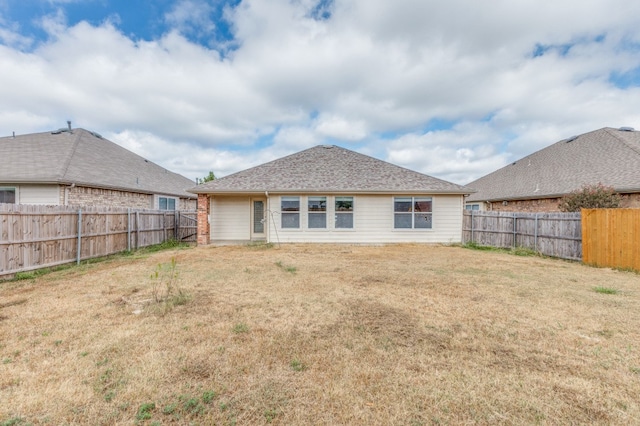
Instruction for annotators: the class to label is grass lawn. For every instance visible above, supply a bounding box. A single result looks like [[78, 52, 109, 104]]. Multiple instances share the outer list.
[[1, 243, 639, 425]]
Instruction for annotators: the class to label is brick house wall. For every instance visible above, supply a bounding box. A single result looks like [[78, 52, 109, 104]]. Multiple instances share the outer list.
[[67, 186, 153, 208], [197, 193, 210, 245], [64, 185, 197, 210], [487, 193, 640, 212]]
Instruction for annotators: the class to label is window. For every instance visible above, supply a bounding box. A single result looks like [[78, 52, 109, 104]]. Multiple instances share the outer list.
[[308, 196, 327, 228], [281, 196, 300, 228], [335, 196, 354, 228], [159, 197, 176, 210], [394, 197, 432, 229], [0, 187, 16, 204], [465, 204, 480, 211]]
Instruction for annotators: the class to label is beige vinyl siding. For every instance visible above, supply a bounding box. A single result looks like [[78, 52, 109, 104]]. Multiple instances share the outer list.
[[210, 196, 251, 241], [16, 184, 60, 205], [269, 194, 464, 244]]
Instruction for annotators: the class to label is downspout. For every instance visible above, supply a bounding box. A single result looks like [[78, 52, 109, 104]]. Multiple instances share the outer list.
[[265, 191, 270, 242]]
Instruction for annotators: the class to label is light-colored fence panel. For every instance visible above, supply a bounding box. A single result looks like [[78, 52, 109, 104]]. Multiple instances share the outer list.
[[582, 208, 640, 271], [0, 204, 196, 277], [463, 211, 582, 260]]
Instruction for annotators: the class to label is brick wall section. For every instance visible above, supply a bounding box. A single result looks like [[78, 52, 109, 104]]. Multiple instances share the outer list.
[[67, 186, 154, 208], [488, 193, 640, 212], [197, 194, 210, 245], [180, 198, 197, 210]]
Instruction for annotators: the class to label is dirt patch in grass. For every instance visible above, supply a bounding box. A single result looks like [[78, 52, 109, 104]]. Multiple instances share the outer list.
[[1, 243, 639, 424]]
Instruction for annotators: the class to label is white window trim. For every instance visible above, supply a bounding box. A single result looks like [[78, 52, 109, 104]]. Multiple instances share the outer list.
[[307, 196, 328, 230], [392, 196, 434, 231], [334, 195, 355, 231], [156, 195, 178, 210], [280, 196, 301, 230], [0, 186, 18, 204]]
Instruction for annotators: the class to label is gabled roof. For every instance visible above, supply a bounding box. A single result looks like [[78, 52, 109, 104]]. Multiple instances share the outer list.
[[0, 128, 196, 198], [466, 127, 640, 202], [191, 145, 473, 194]]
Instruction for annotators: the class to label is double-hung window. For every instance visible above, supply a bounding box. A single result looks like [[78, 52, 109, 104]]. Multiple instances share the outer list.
[[281, 196, 300, 228], [0, 187, 16, 204], [308, 196, 327, 228], [335, 196, 354, 229], [159, 196, 176, 210], [465, 204, 480, 211], [394, 197, 432, 229]]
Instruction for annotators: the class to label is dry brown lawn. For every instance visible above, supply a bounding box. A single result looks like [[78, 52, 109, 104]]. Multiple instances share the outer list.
[[1, 243, 639, 425]]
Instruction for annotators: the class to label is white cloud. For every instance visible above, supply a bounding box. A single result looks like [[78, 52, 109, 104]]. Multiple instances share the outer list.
[[1, 0, 640, 184], [165, 0, 216, 37]]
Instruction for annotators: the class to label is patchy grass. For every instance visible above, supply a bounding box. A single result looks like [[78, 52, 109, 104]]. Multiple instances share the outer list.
[[463, 241, 541, 257], [1, 244, 640, 424], [594, 286, 619, 295]]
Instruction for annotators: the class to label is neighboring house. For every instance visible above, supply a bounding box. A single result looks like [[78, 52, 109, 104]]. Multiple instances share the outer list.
[[465, 127, 640, 212], [0, 125, 197, 210], [190, 145, 474, 245]]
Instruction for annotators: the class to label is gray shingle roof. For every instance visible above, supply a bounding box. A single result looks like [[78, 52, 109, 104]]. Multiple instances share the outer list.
[[466, 127, 640, 202], [190, 145, 473, 194], [1, 128, 196, 198]]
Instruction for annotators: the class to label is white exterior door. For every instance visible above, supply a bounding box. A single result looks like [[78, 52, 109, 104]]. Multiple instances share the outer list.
[[251, 199, 266, 240]]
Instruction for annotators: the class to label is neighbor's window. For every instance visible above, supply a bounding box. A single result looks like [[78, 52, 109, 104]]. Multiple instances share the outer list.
[[308, 196, 327, 228], [159, 197, 176, 210], [465, 204, 480, 211], [394, 197, 432, 229], [0, 187, 16, 204], [281, 196, 300, 228], [335, 196, 354, 229]]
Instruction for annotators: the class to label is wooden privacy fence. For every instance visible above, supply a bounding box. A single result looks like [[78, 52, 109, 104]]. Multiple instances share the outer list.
[[0, 204, 197, 277], [463, 211, 582, 260], [582, 208, 640, 271]]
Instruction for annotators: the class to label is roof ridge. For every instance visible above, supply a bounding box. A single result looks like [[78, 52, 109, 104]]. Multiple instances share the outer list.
[[603, 127, 640, 157], [58, 129, 84, 182]]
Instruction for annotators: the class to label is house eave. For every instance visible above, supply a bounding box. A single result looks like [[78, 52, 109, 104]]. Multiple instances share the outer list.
[[190, 188, 473, 196], [1, 179, 196, 199], [468, 186, 640, 203]]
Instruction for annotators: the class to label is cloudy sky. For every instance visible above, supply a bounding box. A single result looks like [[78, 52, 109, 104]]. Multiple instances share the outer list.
[[1, 0, 639, 185]]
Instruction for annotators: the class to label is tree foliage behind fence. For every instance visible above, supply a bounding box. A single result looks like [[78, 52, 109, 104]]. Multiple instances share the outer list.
[[463, 211, 582, 260], [0, 204, 196, 277]]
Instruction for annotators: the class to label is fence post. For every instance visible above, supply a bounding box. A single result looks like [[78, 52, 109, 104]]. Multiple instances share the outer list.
[[534, 213, 538, 251], [76, 209, 82, 265], [127, 208, 131, 251], [135, 211, 140, 249], [175, 211, 179, 241], [512, 213, 517, 247], [162, 212, 166, 242], [470, 210, 474, 243]]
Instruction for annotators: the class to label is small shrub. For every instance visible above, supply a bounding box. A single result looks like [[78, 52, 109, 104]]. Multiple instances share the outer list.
[[149, 258, 191, 315], [558, 183, 621, 212], [594, 286, 618, 295]]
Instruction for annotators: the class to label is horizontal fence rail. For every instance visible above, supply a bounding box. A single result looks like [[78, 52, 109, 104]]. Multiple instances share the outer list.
[[463, 211, 582, 260], [0, 204, 196, 277]]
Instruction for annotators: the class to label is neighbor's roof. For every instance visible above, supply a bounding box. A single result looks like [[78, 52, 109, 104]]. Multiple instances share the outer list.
[[0, 128, 196, 198], [191, 145, 473, 194], [466, 127, 640, 202]]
